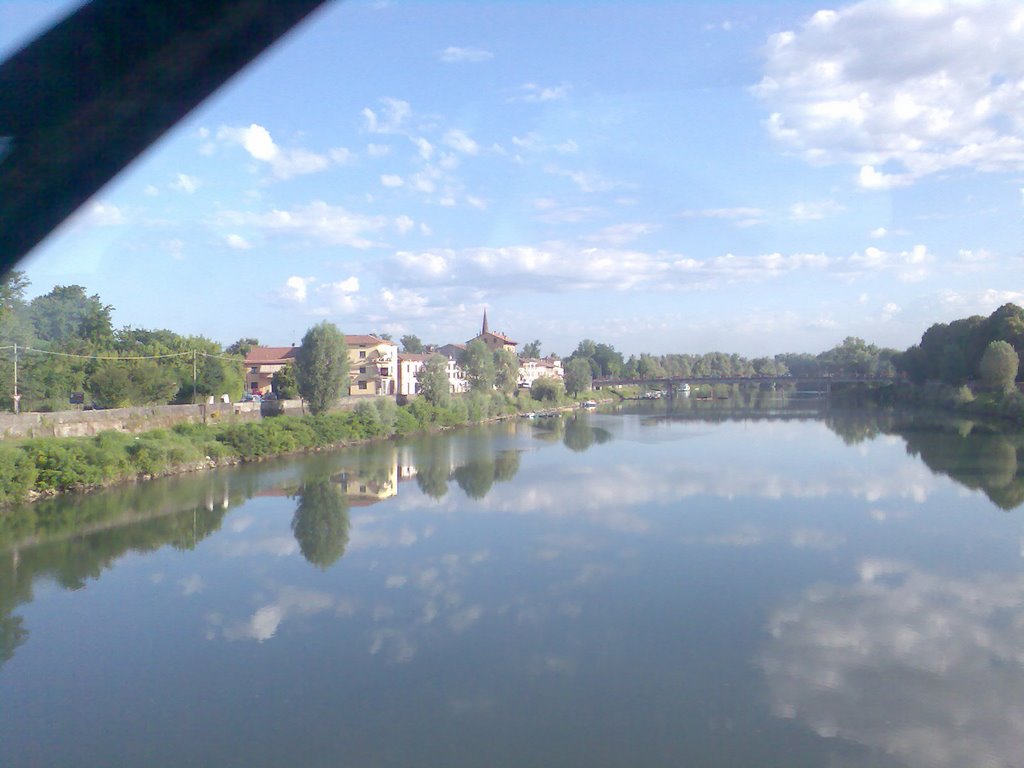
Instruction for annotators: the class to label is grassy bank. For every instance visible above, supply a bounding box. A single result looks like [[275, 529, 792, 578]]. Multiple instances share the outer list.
[[0, 388, 608, 506]]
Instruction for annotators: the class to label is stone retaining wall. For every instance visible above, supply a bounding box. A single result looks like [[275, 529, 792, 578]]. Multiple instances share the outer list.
[[0, 399, 307, 439]]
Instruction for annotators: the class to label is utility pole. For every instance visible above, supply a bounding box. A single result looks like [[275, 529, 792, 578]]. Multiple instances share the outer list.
[[12, 342, 19, 414], [192, 349, 197, 404]]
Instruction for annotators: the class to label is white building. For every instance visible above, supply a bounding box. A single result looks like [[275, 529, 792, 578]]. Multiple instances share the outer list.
[[518, 356, 564, 388], [398, 352, 468, 397]]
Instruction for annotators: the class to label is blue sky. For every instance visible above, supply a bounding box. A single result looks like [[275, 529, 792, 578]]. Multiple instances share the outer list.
[[3, 0, 1023, 357]]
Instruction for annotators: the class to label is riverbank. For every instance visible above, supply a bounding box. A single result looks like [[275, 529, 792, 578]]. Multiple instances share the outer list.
[[832, 380, 1024, 426], [0, 390, 617, 506]]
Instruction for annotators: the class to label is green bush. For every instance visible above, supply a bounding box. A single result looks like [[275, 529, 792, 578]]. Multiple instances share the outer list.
[[393, 407, 420, 436], [0, 445, 37, 503]]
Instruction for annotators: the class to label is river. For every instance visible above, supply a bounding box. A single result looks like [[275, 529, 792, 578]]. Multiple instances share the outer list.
[[1, 401, 1023, 767]]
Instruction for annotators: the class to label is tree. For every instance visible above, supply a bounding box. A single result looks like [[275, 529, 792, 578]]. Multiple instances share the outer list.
[[294, 322, 349, 414], [272, 364, 298, 399], [979, 340, 1019, 394], [493, 348, 519, 394], [225, 337, 259, 357], [401, 334, 424, 353], [28, 285, 114, 348], [417, 355, 451, 407], [460, 339, 495, 392], [522, 339, 542, 358], [530, 376, 562, 402], [0, 271, 29, 320], [291, 481, 351, 569], [564, 358, 593, 396]]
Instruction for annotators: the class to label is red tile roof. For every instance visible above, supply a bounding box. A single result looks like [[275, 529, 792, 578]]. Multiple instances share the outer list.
[[346, 334, 392, 346], [245, 346, 298, 365]]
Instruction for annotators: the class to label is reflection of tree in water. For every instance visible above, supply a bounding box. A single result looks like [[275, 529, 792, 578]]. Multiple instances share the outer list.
[[0, 489, 231, 671], [410, 438, 453, 499], [0, 613, 27, 666], [824, 411, 1024, 511], [901, 423, 1024, 511], [291, 481, 350, 569], [824, 409, 896, 445], [530, 416, 564, 442], [452, 450, 521, 500], [562, 417, 613, 453]]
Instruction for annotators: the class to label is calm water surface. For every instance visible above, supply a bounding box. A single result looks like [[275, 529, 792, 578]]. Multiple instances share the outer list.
[[2, 404, 1023, 767]]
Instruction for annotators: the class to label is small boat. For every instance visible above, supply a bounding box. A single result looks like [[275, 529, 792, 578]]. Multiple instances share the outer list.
[[582, 400, 597, 408]]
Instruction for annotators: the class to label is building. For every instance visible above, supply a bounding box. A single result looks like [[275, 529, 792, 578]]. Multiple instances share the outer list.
[[398, 352, 469, 396], [244, 346, 298, 394], [467, 310, 516, 353], [518, 356, 564, 388], [347, 335, 399, 396]]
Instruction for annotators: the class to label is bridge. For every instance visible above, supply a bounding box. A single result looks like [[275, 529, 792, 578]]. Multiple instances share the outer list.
[[592, 374, 899, 396]]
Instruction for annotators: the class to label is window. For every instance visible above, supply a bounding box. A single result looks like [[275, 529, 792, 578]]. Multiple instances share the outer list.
[[250, 366, 258, 373], [359, 367, 366, 374], [358, 381, 367, 390], [359, 351, 366, 359]]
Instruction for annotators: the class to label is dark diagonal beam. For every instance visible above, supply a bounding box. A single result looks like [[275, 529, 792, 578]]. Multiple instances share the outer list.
[[0, 0, 331, 271]]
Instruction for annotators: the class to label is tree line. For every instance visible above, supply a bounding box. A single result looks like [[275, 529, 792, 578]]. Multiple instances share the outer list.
[[0, 272, 245, 411]]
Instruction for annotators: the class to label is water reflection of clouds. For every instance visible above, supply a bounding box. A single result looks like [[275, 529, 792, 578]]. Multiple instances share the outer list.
[[760, 560, 1024, 768], [207, 586, 336, 642], [473, 461, 937, 533]]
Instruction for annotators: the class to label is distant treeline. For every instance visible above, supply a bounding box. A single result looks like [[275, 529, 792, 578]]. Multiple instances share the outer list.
[[565, 337, 899, 379]]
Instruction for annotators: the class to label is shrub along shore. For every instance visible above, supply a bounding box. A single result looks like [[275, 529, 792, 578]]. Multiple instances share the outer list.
[[0, 389, 612, 507]]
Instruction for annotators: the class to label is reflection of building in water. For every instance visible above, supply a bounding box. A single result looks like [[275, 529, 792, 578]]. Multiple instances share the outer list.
[[396, 445, 418, 482], [337, 464, 399, 506]]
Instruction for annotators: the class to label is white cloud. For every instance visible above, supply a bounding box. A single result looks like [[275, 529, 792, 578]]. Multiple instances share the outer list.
[[847, 244, 931, 281], [226, 201, 388, 248], [380, 174, 405, 188], [144, 184, 160, 197], [367, 143, 391, 157], [858, 164, 910, 190], [870, 226, 888, 238], [788, 199, 845, 221], [678, 206, 766, 227], [329, 147, 353, 164], [217, 123, 333, 179], [317, 277, 362, 313], [362, 97, 412, 135], [389, 241, 831, 293], [880, 302, 902, 321], [514, 82, 571, 102], [756, 1, 1024, 185], [443, 129, 479, 155], [544, 165, 616, 193], [86, 202, 124, 226], [380, 287, 433, 317], [955, 248, 990, 263], [171, 173, 201, 194], [439, 46, 493, 63], [465, 195, 487, 210], [511, 133, 579, 154], [394, 215, 415, 234], [411, 137, 434, 160], [583, 223, 656, 246], [224, 234, 251, 250], [281, 276, 314, 303]]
